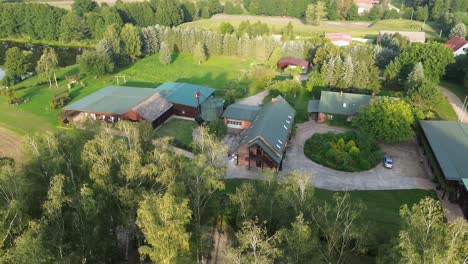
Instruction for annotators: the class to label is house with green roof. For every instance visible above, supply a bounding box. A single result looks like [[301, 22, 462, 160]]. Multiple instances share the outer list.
[[307, 91, 377, 122], [222, 104, 261, 133], [419, 121, 468, 219], [63, 82, 220, 128], [237, 96, 295, 171]]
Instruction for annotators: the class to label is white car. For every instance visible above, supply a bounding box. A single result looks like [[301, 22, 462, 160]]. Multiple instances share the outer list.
[[383, 156, 393, 169]]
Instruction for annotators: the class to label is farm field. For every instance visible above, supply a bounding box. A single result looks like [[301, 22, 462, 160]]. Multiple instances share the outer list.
[[0, 53, 253, 134], [181, 16, 440, 39]]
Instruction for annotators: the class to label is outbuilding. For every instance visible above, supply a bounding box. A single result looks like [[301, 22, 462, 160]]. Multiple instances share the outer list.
[[419, 121, 468, 219], [445, 36, 468, 56], [308, 91, 373, 122], [277, 57, 312, 73], [222, 104, 260, 133]]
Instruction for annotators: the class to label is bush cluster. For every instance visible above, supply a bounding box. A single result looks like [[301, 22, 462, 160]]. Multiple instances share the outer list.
[[304, 131, 381, 172]]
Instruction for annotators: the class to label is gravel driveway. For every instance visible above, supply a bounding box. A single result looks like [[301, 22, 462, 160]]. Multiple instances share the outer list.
[[227, 121, 434, 191], [282, 121, 433, 190]]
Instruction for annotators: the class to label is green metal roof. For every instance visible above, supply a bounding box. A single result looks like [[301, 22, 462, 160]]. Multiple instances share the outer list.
[[420, 121, 468, 181], [240, 96, 295, 164], [64, 86, 158, 115], [463, 178, 468, 191], [222, 104, 260, 121], [307, 100, 320, 113], [155, 82, 215, 107], [318, 91, 372, 116]]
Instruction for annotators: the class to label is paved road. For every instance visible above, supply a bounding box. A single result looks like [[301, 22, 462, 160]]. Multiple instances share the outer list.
[[227, 121, 433, 191], [236, 90, 269, 106], [440, 86, 468, 123]]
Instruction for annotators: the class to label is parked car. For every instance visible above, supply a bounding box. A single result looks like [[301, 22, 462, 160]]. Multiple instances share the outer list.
[[383, 156, 393, 169]]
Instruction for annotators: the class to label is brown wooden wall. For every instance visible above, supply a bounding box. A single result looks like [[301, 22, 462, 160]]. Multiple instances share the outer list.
[[152, 107, 174, 128], [172, 103, 198, 118], [237, 143, 280, 170]]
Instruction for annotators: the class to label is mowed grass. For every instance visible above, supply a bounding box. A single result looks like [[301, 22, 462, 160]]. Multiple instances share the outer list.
[[224, 179, 435, 259], [181, 18, 439, 39], [434, 95, 458, 121], [154, 118, 198, 150], [0, 53, 252, 134]]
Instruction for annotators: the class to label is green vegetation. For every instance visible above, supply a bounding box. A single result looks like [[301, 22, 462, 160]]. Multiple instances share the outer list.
[[155, 118, 198, 150], [304, 131, 381, 172], [265, 88, 312, 123], [0, 53, 252, 134], [223, 179, 437, 260], [433, 95, 458, 120], [181, 18, 439, 38]]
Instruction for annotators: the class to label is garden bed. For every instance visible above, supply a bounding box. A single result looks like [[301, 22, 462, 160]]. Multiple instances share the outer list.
[[304, 131, 381, 172]]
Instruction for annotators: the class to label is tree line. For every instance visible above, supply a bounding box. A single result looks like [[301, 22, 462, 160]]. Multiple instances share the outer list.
[[0, 0, 224, 42]]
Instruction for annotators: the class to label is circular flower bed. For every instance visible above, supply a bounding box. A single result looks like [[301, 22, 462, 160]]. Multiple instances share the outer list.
[[304, 131, 381, 172]]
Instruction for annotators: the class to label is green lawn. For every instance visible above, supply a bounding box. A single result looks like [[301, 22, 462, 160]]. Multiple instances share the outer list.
[[1, 53, 253, 135], [181, 18, 439, 38], [440, 81, 467, 102], [264, 87, 314, 123], [224, 179, 435, 260], [433, 95, 458, 121], [154, 118, 198, 150]]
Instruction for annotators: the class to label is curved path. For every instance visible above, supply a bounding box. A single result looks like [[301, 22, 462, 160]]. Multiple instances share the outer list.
[[440, 86, 468, 123], [227, 121, 433, 191]]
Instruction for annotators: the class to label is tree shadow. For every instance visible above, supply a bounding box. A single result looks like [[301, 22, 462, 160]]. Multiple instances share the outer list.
[[123, 81, 161, 88]]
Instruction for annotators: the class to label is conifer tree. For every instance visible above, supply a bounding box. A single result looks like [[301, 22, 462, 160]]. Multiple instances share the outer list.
[[193, 42, 207, 64], [159, 41, 172, 65]]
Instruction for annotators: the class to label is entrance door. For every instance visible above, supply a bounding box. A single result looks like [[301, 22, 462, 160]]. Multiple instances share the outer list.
[[256, 159, 262, 167]]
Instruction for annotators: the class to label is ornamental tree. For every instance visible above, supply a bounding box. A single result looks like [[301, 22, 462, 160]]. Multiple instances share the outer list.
[[353, 97, 415, 143]]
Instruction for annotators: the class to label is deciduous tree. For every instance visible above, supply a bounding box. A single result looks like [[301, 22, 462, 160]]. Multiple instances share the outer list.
[[354, 97, 415, 143], [449, 23, 467, 38], [136, 193, 192, 264], [159, 41, 172, 65], [36, 48, 59, 88], [120, 23, 142, 61]]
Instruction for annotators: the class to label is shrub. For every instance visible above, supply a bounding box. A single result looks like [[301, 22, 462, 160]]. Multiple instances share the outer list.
[[207, 119, 227, 138], [304, 131, 381, 172]]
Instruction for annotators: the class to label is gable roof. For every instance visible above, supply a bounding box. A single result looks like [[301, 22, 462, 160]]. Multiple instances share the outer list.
[[277, 57, 311, 69], [420, 121, 468, 181], [325, 33, 352, 43], [240, 96, 295, 164], [445, 37, 468, 52], [132, 93, 173, 121], [155, 82, 215, 107], [223, 104, 261, 121], [308, 100, 320, 113], [64, 86, 158, 115], [378, 31, 426, 43], [318, 91, 372, 115]]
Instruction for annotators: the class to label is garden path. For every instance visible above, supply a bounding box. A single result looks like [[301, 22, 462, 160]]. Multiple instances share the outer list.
[[440, 86, 468, 123]]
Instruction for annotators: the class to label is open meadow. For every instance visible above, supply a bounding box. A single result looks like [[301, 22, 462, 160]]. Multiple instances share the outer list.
[[0, 53, 253, 134], [181, 16, 440, 39]]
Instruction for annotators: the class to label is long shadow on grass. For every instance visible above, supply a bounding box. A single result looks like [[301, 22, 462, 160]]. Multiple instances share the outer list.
[[176, 72, 230, 89]]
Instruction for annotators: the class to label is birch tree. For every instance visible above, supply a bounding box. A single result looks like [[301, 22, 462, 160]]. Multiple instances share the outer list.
[[36, 48, 59, 88]]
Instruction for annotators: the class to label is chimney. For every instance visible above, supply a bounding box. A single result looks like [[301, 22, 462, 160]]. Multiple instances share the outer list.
[[340, 91, 343, 96], [272, 97, 278, 103]]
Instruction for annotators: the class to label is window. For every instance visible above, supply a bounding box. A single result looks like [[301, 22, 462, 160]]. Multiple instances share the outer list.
[[227, 120, 242, 126]]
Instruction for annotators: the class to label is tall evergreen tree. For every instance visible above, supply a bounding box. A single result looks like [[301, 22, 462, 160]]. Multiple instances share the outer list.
[[193, 42, 207, 64], [159, 41, 172, 65], [155, 0, 184, 27], [72, 0, 98, 17]]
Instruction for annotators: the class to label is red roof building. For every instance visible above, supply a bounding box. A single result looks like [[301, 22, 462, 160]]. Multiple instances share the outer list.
[[325, 33, 352, 46], [277, 57, 311, 70], [445, 37, 468, 56]]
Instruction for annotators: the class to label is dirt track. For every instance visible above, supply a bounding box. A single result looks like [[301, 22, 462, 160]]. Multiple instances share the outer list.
[[0, 127, 23, 162]]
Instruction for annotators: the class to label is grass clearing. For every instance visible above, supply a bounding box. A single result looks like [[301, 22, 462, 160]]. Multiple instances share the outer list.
[[181, 18, 439, 38], [433, 95, 458, 121], [1, 53, 253, 134], [154, 118, 198, 150]]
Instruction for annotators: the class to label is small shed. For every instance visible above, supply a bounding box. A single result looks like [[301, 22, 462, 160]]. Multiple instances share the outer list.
[[201, 97, 224, 121], [222, 104, 260, 133], [277, 57, 312, 72]]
